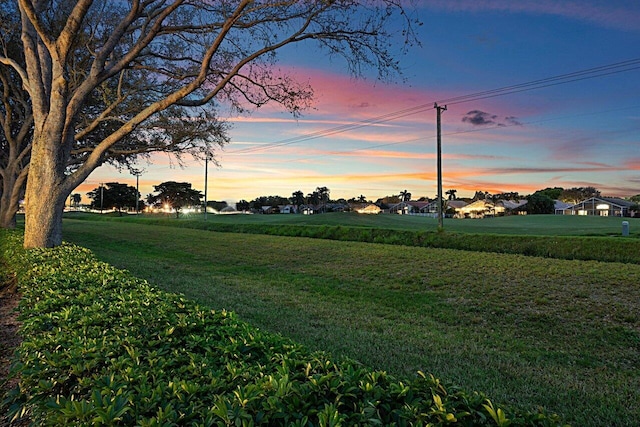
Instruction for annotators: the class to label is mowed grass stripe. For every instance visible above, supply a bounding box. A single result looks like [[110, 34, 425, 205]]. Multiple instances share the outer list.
[[63, 219, 640, 427]]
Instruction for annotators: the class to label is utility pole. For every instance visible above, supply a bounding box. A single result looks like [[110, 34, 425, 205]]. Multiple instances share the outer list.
[[204, 154, 209, 221], [434, 103, 447, 231], [132, 169, 143, 214]]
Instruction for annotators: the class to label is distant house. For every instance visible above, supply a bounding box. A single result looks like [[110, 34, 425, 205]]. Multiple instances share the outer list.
[[559, 197, 635, 217], [301, 205, 317, 215], [447, 200, 469, 211], [456, 199, 527, 218], [553, 200, 573, 215], [261, 206, 278, 214], [356, 204, 382, 214], [279, 205, 297, 214], [389, 201, 430, 215]]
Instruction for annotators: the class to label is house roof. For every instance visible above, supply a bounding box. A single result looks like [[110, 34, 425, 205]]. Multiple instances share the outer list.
[[388, 201, 432, 212], [554, 200, 572, 211], [447, 200, 468, 209], [568, 197, 635, 209], [357, 204, 381, 213], [499, 199, 528, 210], [458, 200, 490, 211]]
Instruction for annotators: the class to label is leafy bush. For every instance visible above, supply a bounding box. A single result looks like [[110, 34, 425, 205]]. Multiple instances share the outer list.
[[2, 231, 566, 426]]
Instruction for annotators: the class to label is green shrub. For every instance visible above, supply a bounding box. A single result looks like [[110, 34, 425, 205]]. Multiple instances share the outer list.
[[2, 231, 566, 426]]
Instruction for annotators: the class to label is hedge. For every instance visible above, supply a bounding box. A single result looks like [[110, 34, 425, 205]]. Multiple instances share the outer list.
[[1, 231, 566, 426]]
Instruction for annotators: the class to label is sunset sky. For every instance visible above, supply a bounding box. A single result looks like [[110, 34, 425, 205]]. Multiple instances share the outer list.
[[80, 1, 640, 205]]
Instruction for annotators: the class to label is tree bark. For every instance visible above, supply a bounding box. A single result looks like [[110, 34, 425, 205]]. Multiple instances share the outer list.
[[22, 130, 70, 248]]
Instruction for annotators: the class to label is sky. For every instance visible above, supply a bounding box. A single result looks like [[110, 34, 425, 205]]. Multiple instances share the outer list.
[[79, 1, 640, 205]]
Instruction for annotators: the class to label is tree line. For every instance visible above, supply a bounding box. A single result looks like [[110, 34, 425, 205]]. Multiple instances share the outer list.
[[81, 180, 640, 219]]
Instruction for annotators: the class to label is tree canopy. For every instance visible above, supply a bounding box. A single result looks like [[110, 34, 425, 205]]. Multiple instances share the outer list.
[[1, 0, 419, 247], [87, 182, 143, 215], [148, 181, 202, 219]]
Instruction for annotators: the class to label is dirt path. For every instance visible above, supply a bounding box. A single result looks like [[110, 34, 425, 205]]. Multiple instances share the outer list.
[[0, 274, 23, 426]]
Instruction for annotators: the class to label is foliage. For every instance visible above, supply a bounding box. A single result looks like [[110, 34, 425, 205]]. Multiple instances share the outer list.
[[249, 195, 290, 210], [532, 187, 563, 200], [148, 181, 202, 218], [60, 219, 640, 426], [1, 232, 564, 426], [559, 187, 600, 204], [526, 193, 555, 215]]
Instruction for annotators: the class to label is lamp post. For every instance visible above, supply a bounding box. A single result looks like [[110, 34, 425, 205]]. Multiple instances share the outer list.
[[131, 169, 144, 214]]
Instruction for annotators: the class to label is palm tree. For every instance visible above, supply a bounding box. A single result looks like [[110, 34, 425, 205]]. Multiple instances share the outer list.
[[316, 186, 330, 212], [358, 195, 367, 203], [445, 189, 457, 200], [291, 190, 305, 209], [399, 190, 411, 202]]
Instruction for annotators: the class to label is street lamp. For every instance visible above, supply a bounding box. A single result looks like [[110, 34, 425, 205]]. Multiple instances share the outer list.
[[204, 153, 209, 221], [131, 168, 144, 214]]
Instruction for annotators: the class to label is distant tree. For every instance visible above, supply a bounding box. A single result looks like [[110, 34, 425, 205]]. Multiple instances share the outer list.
[[206, 200, 228, 212], [445, 189, 457, 200], [71, 193, 82, 207], [316, 186, 330, 212], [533, 187, 563, 200], [399, 190, 412, 202], [493, 192, 520, 200], [560, 187, 600, 204], [249, 195, 289, 211], [307, 191, 320, 207], [87, 182, 142, 215], [236, 200, 250, 212], [148, 182, 202, 219], [526, 193, 555, 215], [472, 191, 490, 201], [376, 195, 401, 206], [358, 195, 367, 203], [291, 190, 305, 208], [628, 194, 640, 203]]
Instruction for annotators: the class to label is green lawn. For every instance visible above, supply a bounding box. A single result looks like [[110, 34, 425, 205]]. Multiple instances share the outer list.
[[64, 210, 640, 236], [62, 218, 640, 427]]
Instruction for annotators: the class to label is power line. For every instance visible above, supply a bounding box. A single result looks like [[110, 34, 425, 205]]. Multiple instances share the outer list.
[[226, 57, 640, 155], [261, 103, 640, 164]]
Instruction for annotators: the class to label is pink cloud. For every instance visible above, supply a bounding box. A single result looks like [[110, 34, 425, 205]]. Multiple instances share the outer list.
[[275, 67, 452, 124], [625, 158, 640, 170]]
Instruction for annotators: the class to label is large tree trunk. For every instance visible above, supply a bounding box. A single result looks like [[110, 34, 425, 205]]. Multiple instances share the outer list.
[[22, 130, 70, 248]]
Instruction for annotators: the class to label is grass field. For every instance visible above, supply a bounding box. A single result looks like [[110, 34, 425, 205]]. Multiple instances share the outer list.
[[61, 216, 640, 427], [64, 210, 640, 237]]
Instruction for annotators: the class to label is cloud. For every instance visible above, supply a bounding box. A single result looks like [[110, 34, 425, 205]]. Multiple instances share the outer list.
[[462, 110, 499, 126], [505, 116, 523, 126], [625, 158, 640, 170], [461, 110, 522, 127]]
